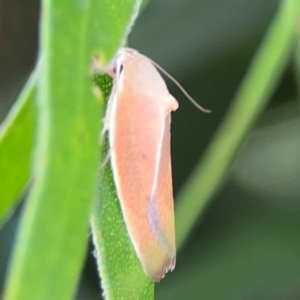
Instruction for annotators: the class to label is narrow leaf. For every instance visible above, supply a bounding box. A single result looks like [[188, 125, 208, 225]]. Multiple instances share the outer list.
[[0, 70, 36, 227], [175, 0, 300, 247]]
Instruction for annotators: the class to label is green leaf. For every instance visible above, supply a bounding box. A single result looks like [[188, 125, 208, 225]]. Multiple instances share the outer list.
[[3, 1, 146, 299], [0, 70, 36, 227], [91, 75, 154, 300], [175, 0, 300, 247], [294, 10, 300, 103]]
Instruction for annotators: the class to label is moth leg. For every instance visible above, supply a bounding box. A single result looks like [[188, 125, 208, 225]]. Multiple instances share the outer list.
[[100, 127, 108, 145], [99, 150, 111, 170], [99, 85, 117, 168], [100, 80, 117, 144], [100, 108, 111, 145]]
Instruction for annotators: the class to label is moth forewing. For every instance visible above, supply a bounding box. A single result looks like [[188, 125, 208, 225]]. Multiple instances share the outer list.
[[102, 48, 178, 281]]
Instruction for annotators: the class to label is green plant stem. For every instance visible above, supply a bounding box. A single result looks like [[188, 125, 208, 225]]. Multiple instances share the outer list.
[[294, 13, 300, 106], [176, 0, 300, 248], [3, 1, 103, 298]]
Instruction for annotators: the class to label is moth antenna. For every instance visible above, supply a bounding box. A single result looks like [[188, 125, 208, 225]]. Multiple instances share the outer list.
[[148, 58, 211, 113]]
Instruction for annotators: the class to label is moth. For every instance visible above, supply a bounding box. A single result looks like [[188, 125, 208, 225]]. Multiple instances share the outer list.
[[100, 48, 209, 281]]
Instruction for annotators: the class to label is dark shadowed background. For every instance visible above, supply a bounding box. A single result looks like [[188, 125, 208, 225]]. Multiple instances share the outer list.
[[1, 0, 300, 299]]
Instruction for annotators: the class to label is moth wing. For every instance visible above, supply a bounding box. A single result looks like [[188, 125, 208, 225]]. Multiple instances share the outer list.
[[110, 78, 177, 281]]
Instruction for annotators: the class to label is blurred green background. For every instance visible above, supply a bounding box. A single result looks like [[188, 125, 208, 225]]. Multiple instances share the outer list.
[[1, 0, 300, 299]]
